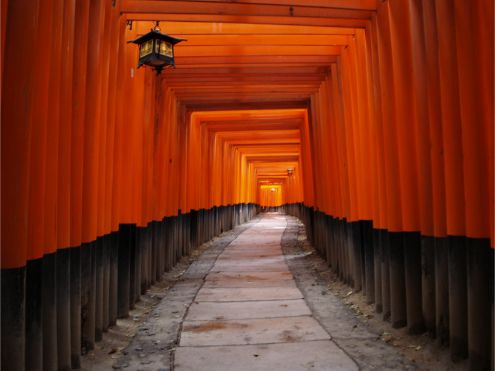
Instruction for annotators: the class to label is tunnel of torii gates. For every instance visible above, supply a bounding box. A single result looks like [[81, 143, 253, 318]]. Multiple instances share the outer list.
[[1, 0, 493, 370]]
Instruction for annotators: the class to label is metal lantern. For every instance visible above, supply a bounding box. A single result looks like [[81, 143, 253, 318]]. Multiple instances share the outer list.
[[129, 23, 185, 74]]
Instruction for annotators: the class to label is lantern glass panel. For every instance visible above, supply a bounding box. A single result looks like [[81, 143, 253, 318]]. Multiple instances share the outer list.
[[139, 40, 153, 58], [157, 40, 173, 58]]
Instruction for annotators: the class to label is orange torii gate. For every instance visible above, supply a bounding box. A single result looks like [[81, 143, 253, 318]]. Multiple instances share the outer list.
[[2, 1, 493, 370]]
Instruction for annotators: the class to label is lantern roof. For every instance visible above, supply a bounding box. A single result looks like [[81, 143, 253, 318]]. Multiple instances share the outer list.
[[129, 29, 185, 45]]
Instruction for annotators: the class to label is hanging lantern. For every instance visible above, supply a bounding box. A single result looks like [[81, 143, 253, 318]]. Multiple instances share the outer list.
[[287, 167, 294, 176], [129, 22, 185, 75]]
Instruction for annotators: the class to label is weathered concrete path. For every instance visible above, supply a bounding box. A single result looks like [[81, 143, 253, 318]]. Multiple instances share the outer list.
[[174, 214, 358, 371]]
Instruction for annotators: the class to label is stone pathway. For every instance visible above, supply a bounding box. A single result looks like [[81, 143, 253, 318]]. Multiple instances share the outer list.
[[174, 213, 358, 371], [105, 213, 416, 371]]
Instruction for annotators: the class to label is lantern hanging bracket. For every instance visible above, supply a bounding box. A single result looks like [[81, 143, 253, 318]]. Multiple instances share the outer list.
[[126, 20, 133, 30]]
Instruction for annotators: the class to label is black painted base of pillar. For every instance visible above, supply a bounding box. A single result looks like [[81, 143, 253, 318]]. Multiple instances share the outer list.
[[389, 232, 406, 329], [362, 221, 374, 304], [70, 245, 82, 369], [381, 230, 391, 321], [81, 241, 96, 354], [448, 236, 468, 361], [102, 235, 111, 332], [435, 237, 449, 346], [1, 266, 26, 371], [373, 229, 383, 313], [117, 225, 133, 319], [421, 236, 436, 336], [467, 239, 493, 370], [42, 252, 58, 370], [403, 232, 425, 335], [56, 248, 71, 371], [26, 258, 43, 371], [109, 233, 119, 326], [95, 239, 104, 341], [350, 221, 363, 292]]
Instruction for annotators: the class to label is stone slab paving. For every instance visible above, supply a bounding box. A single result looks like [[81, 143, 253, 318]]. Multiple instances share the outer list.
[[211, 263, 289, 272], [195, 286, 303, 301], [186, 299, 311, 320], [203, 270, 296, 289], [215, 255, 286, 263], [175, 213, 358, 370], [180, 316, 331, 346], [175, 341, 358, 371], [218, 251, 282, 258]]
